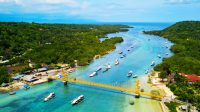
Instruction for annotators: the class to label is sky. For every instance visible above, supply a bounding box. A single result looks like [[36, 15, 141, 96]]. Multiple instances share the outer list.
[[0, 0, 199, 23]]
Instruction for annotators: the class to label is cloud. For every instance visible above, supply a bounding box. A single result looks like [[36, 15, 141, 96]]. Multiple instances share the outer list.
[[165, 0, 200, 4]]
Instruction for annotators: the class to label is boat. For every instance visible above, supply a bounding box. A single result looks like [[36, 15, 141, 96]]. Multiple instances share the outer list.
[[107, 64, 111, 69], [119, 51, 123, 54], [44, 92, 55, 102], [151, 61, 155, 66], [71, 95, 84, 105], [115, 59, 119, 65], [157, 54, 161, 58], [127, 49, 130, 51], [9, 91, 16, 95], [95, 67, 102, 72], [89, 72, 97, 77], [133, 75, 138, 78], [131, 46, 134, 48], [145, 70, 149, 74], [120, 56, 124, 58], [123, 54, 126, 57], [166, 53, 169, 55], [127, 71, 133, 77]]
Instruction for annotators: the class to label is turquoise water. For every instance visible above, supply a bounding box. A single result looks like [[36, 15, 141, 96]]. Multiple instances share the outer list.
[[0, 23, 173, 112]]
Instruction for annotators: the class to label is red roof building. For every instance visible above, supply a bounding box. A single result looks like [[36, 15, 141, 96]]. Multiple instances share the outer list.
[[180, 73, 200, 82]]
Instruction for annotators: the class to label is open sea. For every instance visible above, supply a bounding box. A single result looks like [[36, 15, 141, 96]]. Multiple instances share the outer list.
[[0, 23, 173, 112]]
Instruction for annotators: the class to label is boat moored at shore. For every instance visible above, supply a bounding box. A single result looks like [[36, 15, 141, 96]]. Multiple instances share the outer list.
[[44, 92, 55, 102], [71, 95, 84, 105]]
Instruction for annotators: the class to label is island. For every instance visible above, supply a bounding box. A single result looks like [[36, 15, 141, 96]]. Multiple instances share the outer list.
[[0, 22, 130, 87]]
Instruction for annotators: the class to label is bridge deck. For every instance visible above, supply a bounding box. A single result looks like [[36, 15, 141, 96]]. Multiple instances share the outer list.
[[52, 76, 163, 100]]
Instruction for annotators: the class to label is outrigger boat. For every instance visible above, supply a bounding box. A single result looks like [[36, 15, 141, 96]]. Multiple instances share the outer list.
[[89, 72, 97, 77], [44, 92, 55, 102], [127, 71, 133, 77], [71, 95, 84, 105]]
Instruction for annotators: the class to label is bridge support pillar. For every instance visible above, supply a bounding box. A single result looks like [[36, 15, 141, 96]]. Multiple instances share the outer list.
[[63, 81, 68, 85], [135, 94, 140, 98]]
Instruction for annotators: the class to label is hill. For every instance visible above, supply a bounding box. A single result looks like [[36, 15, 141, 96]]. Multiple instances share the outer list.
[[144, 21, 200, 75]]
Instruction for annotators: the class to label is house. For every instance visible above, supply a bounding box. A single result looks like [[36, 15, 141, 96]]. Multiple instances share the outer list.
[[12, 74, 26, 80], [37, 67, 48, 72], [180, 73, 200, 82]]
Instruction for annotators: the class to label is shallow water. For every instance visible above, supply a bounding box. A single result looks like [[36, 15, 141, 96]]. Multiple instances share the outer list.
[[0, 23, 173, 112]]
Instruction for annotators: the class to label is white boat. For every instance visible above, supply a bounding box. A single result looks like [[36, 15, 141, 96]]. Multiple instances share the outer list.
[[44, 92, 55, 102], [151, 61, 155, 66], [127, 71, 133, 77], [119, 51, 123, 54], [115, 59, 119, 65], [145, 70, 149, 74], [157, 54, 161, 58], [95, 67, 102, 72], [107, 64, 111, 69], [71, 95, 84, 105], [89, 72, 97, 77], [9, 91, 16, 95], [133, 75, 138, 78]]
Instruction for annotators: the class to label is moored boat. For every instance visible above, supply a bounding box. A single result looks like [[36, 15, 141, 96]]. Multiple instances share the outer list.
[[151, 61, 155, 66], [115, 59, 119, 65], [119, 51, 123, 54], [127, 71, 133, 77], [44, 92, 55, 102], [71, 95, 84, 105], [157, 54, 161, 58], [133, 75, 138, 78], [95, 67, 102, 72], [89, 72, 97, 77], [9, 91, 16, 95]]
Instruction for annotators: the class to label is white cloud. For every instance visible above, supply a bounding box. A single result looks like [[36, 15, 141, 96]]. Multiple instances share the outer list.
[[165, 0, 200, 4]]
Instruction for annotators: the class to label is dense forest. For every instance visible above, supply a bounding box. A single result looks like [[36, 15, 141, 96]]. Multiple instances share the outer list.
[[0, 22, 130, 84], [144, 21, 200, 110]]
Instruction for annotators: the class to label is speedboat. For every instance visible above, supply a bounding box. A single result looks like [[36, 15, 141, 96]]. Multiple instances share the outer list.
[[115, 59, 119, 65], [71, 95, 84, 105], [95, 67, 102, 72], [123, 54, 126, 57], [89, 72, 97, 77], [151, 61, 155, 66], [9, 91, 16, 95], [44, 92, 55, 102], [127, 49, 130, 51], [127, 71, 133, 77]]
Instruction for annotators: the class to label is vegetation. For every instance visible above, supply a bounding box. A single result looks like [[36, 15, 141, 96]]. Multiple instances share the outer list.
[[167, 73, 200, 110], [0, 22, 130, 84], [0, 66, 11, 84], [144, 21, 200, 75], [144, 21, 200, 110], [165, 101, 179, 112]]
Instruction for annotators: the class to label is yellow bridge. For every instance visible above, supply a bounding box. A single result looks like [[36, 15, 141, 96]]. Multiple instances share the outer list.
[[51, 70, 163, 100]]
